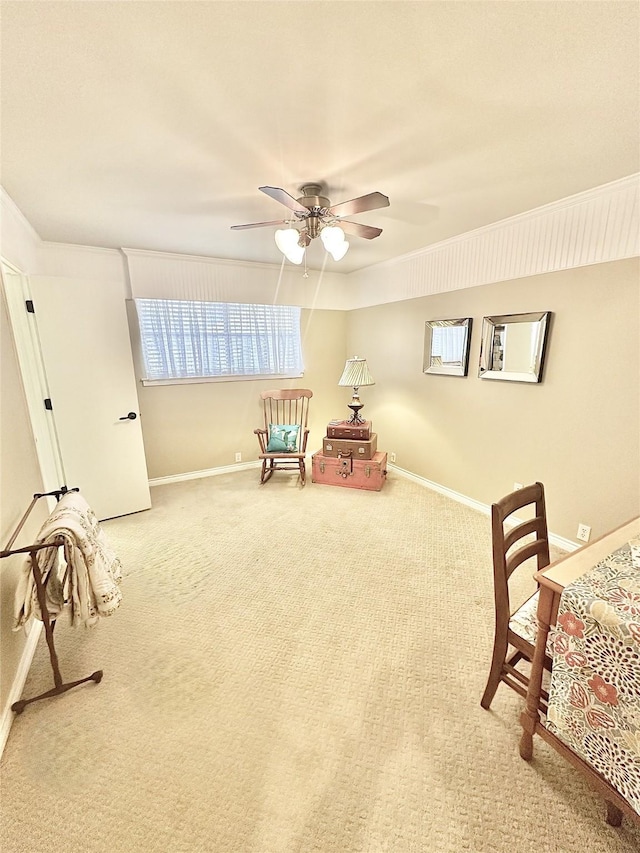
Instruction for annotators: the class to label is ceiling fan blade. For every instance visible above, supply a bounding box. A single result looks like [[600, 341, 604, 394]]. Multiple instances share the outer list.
[[338, 220, 383, 240], [230, 219, 290, 230], [329, 191, 390, 217], [259, 186, 309, 213]]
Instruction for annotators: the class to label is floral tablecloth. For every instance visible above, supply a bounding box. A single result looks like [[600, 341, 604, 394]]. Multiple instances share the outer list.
[[546, 542, 640, 814]]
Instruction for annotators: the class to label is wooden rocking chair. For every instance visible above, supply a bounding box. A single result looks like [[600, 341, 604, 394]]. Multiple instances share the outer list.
[[254, 389, 313, 485]]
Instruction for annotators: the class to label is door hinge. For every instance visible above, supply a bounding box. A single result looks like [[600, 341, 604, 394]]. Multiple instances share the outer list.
[[25, 300, 35, 314], [44, 398, 53, 410]]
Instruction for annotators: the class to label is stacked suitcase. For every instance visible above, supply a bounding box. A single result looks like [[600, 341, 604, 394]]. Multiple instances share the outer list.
[[312, 420, 387, 491]]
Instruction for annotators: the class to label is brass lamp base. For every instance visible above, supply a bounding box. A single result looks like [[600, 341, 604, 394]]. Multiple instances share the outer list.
[[346, 388, 366, 424], [346, 404, 366, 425]]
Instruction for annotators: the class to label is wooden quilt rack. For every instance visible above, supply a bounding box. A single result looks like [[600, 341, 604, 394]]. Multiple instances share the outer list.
[[1, 487, 103, 714]]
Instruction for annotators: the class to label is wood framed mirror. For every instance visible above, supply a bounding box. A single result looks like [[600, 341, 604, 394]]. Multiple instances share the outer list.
[[423, 318, 472, 377], [478, 311, 551, 383]]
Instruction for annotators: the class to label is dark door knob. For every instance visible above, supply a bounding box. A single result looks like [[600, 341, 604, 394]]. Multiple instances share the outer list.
[[119, 412, 137, 421]]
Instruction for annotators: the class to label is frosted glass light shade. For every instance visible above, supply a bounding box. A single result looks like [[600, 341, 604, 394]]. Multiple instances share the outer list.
[[321, 225, 350, 260], [287, 244, 305, 264], [275, 228, 304, 264], [275, 228, 299, 253], [329, 240, 349, 261], [320, 225, 345, 249]]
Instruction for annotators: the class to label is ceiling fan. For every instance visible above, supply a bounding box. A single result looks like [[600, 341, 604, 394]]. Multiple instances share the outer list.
[[230, 183, 390, 263]]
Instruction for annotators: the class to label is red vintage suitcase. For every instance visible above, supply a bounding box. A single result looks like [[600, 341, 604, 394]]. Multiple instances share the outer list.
[[312, 450, 387, 491], [326, 420, 372, 440], [322, 433, 378, 460]]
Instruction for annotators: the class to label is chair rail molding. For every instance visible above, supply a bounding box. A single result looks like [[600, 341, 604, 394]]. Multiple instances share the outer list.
[[347, 174, 640, 308]]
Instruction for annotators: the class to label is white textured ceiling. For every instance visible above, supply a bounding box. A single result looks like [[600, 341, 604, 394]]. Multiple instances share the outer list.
[[1, 1, 638, 273]]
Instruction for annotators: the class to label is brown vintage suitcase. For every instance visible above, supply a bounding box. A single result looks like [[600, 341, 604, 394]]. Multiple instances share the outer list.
[[326, 420, 372, 440], [311, 450, 387, 491], [322, 433, 378, 460]]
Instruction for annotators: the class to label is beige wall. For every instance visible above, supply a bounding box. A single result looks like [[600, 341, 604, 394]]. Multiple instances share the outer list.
[[132, 308, 348, 479], [346, 258, 640, 542], [0, 291, 48, 712]]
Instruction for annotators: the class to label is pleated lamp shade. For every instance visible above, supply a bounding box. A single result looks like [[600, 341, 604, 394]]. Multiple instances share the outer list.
[[338, 356, 375, 424], [338, 356, 375, 388]]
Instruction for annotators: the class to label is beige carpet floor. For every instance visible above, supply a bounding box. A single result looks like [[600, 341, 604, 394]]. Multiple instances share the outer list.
[[1, 469, 638, 853]]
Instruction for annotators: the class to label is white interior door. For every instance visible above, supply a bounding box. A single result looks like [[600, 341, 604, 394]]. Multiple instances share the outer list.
[[1, 262, 65, 493], [29, 276, 151, 520]]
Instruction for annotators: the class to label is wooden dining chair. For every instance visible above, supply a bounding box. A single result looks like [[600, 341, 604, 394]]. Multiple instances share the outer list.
[[481, 482, 553, 710], [254, 389, 313, 485]]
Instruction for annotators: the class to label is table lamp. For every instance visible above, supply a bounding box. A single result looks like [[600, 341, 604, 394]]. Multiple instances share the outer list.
[[338, 356, 375, 424]]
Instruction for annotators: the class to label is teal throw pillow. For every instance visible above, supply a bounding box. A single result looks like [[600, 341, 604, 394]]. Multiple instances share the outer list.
[[266, 423, 300, 453]]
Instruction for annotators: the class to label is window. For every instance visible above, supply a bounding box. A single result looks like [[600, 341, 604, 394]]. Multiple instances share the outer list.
[[135, 299, 304, 383], [431, 325, 467, 366]]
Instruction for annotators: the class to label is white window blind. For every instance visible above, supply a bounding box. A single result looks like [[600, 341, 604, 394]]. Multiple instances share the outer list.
[[135, 299, 303, 382], [431, 325, 466, 365]]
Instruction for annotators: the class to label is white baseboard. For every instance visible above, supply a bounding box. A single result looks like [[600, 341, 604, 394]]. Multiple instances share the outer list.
[[149, 460, 261, 487], [0, 621, 43, 757], [388, 463, 579, 553], [148, 454, 325, 488]]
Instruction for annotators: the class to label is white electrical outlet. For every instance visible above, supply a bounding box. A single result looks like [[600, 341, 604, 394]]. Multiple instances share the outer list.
[[235, 452, 242, 463], [390, 452, 396, 463], [513, 482, 523, 491], [577, 523, 591, 543]]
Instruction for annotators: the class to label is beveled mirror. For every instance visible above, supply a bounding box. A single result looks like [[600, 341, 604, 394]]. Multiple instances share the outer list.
[[478, 311, 550, 383], [423, 318, 472, 376]]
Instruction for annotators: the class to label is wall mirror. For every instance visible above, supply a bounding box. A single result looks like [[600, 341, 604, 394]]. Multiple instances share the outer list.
[[478, 311, 551, 383], [423, 318, 472, 376]]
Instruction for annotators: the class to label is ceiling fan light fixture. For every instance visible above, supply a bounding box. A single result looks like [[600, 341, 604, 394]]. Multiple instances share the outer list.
[[289, 247, 305, 264], [328, 239, 349, 261], [234, 185, 388, 267], [275, 227, 298, 253], [275, 228, 305, 264], [320, 225, 345, 250], [321, 224, 349, 260]]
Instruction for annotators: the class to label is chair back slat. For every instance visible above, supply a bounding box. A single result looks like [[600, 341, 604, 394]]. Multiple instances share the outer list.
[[503, 516, 544, 553], [491, 483, 550, 601], [481, 481, 552, 710], [260, 389, 312, 432], [505, 539, 550, 579]]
